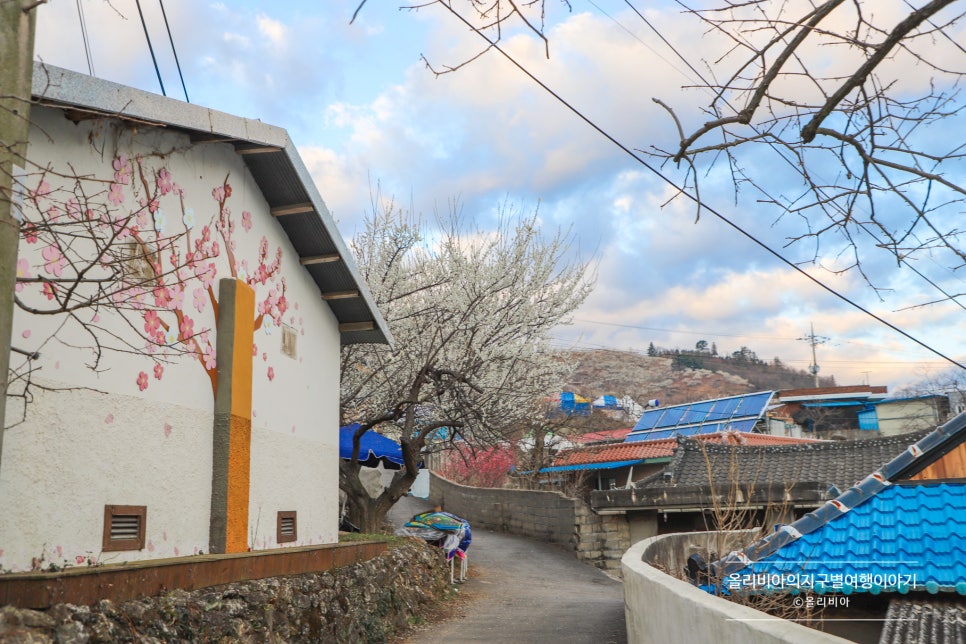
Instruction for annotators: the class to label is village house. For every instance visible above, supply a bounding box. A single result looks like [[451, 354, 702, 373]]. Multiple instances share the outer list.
[[1, 63, 390, 573], [707, 411, 966, 642]]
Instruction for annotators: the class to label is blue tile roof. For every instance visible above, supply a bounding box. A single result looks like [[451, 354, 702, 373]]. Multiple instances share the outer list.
[[711, 411, 966, 595], [723, 483, 966, 595]]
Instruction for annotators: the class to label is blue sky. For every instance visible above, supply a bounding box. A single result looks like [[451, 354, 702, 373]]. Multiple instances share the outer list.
[[33, 0, 966, 390]]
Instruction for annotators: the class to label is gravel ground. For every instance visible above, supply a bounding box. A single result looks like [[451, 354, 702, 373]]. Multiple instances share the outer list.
[[389, 496, 628, 644]]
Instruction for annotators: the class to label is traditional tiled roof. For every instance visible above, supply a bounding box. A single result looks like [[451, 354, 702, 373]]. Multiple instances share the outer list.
[[712, 412, 966, 587], [643, 431, 928, 492], [719, 483, 966, 594], [879, 598, 966, 643], [553, 432, 818, 467], [591, 431, 923, 512], [572, 428, 633, 444]]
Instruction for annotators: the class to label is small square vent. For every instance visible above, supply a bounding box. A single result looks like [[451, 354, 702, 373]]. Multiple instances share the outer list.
[[277, 510, 297, 543], [103, 505, 147, 551]]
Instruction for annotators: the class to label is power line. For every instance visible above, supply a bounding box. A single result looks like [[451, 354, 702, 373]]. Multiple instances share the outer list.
[[135, 0, 166, 96], [617, 0, 966, 316], [438, 5, 966, 372], [75, 0, 95, 76], [158, 0, 189, 102]]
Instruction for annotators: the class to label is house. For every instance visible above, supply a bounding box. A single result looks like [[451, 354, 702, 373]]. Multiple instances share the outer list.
[[858, 394, 951, 435], [542, 391, 809, 495], [592, 431, 923, 547], [708, 412, 966, 642], [0, 64, 390, 572], [770, 385, 890, 436]]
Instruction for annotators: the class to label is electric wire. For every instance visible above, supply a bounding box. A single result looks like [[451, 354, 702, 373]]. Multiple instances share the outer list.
[[618, 0, 966, 315], [439, 5, 966, 372], [158, 0, 190, 103], [135, 0, 166, 96], [75, 0, 95, 76]]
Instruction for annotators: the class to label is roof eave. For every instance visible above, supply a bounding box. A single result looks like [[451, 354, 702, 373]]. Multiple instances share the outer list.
[[31, 63, 392, 348]]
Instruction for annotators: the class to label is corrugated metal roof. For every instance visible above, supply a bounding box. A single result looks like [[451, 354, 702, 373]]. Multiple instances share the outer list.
[[539, 459, 645, 473], [31, 63, 391, 347]]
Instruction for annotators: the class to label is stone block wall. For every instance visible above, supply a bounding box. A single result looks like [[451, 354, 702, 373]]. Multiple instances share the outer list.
[[0, 541, 450, 643], [430, 473, 630, 574]]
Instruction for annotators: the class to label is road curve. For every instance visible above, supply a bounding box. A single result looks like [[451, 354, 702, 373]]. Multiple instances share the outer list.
[[390, 496, 628, 644]]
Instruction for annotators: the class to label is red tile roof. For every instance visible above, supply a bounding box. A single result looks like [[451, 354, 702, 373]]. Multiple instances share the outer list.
[[552, 432, 820, 467], [573, 428, 633, 444]]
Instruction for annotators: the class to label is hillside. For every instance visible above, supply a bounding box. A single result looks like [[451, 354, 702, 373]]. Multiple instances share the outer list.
[[561, 349, 835, 407]]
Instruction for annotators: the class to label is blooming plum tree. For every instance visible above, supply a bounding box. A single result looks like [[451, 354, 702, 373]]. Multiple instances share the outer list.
[[339, 197, 595, 532]]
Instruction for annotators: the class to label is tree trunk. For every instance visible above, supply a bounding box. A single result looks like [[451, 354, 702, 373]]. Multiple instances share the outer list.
[[340, 460, 419, 533]]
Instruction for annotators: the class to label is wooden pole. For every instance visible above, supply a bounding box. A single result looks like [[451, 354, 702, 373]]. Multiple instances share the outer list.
[[0, 0, 38, 469]]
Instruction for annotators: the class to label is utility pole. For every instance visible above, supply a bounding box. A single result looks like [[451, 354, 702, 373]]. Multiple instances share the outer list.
[[798, 323, 829, 388], [0, 0, 39, 470]]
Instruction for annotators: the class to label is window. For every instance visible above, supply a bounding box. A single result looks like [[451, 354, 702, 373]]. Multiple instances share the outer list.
[[277, 511, 297, 543], [102, 505, 147, 551]]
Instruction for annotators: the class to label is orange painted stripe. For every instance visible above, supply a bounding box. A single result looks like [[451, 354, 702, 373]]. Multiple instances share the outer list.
[[226, 280, 255, 553], [230, 281, 255, 419]]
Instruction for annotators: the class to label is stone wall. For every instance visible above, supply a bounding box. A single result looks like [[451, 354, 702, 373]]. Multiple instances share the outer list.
[[430, 473, 630, 574], [0, 541, 450, 643]]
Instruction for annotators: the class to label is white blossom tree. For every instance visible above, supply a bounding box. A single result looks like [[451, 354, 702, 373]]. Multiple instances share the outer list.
[[339, 197, 595, 532]]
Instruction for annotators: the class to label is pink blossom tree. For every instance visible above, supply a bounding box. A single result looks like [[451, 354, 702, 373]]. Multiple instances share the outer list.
[[9, 149, 292, 425]]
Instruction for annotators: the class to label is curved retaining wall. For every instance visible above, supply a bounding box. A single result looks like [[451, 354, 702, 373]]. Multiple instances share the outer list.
[[622, 532, 851, 644]]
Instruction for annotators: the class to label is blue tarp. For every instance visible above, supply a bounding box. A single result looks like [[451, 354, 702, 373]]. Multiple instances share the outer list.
[[559, 392, 592, 416], [339, 423, 405, 469]]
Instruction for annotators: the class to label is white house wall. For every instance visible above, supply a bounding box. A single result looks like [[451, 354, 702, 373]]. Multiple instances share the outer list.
[[2, 105, 341, 572]]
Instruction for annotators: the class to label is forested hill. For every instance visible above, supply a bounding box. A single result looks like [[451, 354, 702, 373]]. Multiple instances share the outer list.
[[561, 348, 836, 408]]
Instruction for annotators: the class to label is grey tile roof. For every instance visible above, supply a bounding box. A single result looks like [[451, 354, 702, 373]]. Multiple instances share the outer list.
[[591, 430, 930, 512], [646, 430, 931, 492], [879, 598, 966, 644]]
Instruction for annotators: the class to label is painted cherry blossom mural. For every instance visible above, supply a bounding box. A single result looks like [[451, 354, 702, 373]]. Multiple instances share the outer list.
[[15, 151, 301, 398]]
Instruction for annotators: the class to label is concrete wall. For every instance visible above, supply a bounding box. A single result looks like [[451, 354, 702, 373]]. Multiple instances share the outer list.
[[2, 104, 342, 572], [429, 473, 630, 573], [622, 532, 851, 644], [876, 399, 944, 436]]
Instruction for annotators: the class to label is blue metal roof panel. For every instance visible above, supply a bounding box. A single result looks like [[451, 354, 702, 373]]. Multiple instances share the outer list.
[[539, 459, 643, 473]]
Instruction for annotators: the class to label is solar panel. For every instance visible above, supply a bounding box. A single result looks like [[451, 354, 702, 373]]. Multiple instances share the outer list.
[[626, 391, 774, 442]]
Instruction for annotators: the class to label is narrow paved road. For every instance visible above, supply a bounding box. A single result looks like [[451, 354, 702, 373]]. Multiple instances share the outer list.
[[390, 496, 628, 644]]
